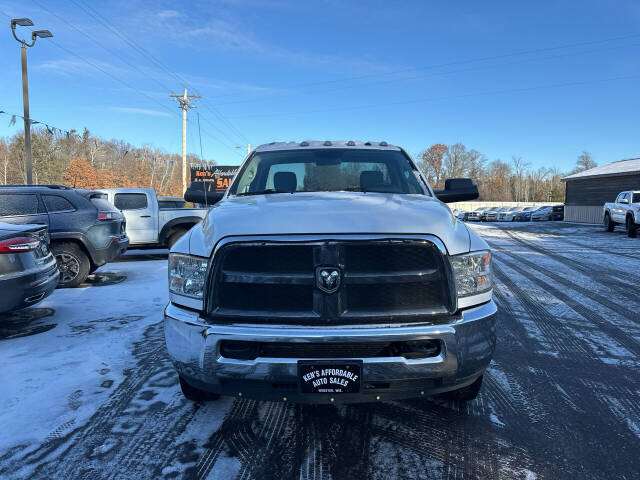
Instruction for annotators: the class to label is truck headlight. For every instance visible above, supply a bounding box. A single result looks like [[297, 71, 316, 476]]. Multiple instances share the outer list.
[[169, 253, 208, 299], [450, 250, 492, 299]]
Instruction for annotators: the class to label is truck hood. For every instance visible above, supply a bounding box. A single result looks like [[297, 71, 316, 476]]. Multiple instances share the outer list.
[[186, 192, 478, 257]]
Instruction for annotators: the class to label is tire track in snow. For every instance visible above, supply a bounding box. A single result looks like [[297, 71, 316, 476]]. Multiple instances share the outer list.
[[487, 249, 640, 478], [494, 253, 640, 358], [502, 229, 640, 302], [493, 263, 593, 357], [8, 322, 201, 480]]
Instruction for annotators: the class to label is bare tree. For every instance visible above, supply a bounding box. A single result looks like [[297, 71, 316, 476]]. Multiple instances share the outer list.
[[510, 156, 531, 202], [572, 151, 597, 173]]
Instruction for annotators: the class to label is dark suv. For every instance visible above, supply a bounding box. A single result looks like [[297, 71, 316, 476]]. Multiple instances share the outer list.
[[0, 185, 129, 287]]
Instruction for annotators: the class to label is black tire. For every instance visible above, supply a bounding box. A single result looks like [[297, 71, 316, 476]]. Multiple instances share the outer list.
[[439, 375, 483, 402], [626, 215, 637, 238], [604, 213, 615, 232], [167, 230, 187, 249], [51, 242, 91, 288], [179, 376, 220, 401]]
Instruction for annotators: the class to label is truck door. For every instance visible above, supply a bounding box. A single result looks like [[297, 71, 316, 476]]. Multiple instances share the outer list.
[[0, 193, 50, 227], [113, 192, 157, 244], [614, 193, 628, 223]]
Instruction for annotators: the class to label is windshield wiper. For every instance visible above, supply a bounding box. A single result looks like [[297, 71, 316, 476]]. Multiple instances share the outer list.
[[235, 189, 291, 197]]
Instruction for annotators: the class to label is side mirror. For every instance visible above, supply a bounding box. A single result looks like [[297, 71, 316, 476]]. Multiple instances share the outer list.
[[434, 178, 479, 203], [184, 182, 224, 205]]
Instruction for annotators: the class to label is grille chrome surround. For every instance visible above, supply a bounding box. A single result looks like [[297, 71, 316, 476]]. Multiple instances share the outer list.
[[205, 236, 456, 326]]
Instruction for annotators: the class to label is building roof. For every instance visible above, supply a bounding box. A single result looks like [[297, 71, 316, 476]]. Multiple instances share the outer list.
[[561, 158, 640, 181], [255, 140, 400, 152]]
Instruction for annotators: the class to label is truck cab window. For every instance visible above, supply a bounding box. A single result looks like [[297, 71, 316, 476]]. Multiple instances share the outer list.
[[114, 193, 148, 210]]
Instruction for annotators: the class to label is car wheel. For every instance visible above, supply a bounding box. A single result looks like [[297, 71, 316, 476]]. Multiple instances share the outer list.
[[604, 213, 615, 232], [626, 216, 637, 238], [439, 375, 483, 402], [52, 242, 90, 288], [179, 376, 220, 401], [167, 230, 188, 249]]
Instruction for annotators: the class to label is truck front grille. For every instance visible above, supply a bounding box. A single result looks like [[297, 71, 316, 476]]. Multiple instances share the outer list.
[[206, 240, 454, 325]]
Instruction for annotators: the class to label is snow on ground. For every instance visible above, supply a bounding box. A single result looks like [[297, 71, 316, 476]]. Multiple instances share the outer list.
[[0, 224, 639, 479]]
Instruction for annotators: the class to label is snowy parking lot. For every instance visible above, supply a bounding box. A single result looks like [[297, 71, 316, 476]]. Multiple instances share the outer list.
[[1, 223, 639, 479]]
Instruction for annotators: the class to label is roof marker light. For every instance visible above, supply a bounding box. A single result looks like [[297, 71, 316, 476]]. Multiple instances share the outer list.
[[379, 141, 388, 146], [346, 140, 356, 146], [324, 141, 332, 146], [300, 141, 309, 146]]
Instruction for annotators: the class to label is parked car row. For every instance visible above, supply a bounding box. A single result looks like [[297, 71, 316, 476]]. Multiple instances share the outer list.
[[0, 184, 210, 315], [459, 205, 564, 222]]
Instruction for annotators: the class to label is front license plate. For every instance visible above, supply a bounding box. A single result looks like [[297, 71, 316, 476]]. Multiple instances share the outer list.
[[298, 361, 362, 394]]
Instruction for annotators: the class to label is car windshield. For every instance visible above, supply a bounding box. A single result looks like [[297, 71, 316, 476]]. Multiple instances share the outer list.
[[229, 148, 425, 196]]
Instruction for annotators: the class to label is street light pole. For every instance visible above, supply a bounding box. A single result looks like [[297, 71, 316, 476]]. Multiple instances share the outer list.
[[11, 18, 53, 184], [20, 42, 32, 184]]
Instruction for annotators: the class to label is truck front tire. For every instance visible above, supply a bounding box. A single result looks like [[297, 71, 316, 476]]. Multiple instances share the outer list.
[[439, 374, 483, 402], [626, 216, 637, 238], [604, 213, 615, 232], [179, 376, 220, 402]]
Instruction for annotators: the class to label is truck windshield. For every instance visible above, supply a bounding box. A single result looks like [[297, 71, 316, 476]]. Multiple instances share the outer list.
[[229, 149, 426, 196]]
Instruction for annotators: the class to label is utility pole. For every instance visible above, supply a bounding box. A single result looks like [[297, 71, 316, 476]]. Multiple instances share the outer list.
[[170, 88, 201, 194], [11, 18, 53, 184]]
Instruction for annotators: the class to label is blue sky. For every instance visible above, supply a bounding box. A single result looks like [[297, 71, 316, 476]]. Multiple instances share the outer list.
[[1, 0, 639, 170]]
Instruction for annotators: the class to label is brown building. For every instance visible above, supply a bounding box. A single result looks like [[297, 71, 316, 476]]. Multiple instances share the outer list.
[[561, 158, 640, 223]]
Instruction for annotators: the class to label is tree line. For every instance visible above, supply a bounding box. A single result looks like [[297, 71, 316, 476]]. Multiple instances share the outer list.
[[0, 127, 212, 195], [418, 143, 596, 202], [1, 127, 596, 201]]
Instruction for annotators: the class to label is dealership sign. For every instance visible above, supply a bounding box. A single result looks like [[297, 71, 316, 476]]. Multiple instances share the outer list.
[[190, 166, 239, 192]]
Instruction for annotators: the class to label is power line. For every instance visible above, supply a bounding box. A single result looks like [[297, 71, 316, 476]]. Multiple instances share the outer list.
[[196, 112, 204, 162], [69, 0, 191, 89], [226, 71, 640, 119], [70, 0, 251, 147], [4, 5, 245, 156], [30, 0, 175, 94], [207, 30, 640, 104], [212, 40, 640, 108]]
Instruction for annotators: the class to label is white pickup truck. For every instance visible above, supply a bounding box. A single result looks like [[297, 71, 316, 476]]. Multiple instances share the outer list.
[[165, 140, 496, 405], [99, 188, 208, 248], [603, 190, 640, 237]]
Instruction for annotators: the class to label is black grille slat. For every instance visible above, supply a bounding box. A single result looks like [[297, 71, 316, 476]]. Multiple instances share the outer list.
[[344, 244, 437, 273], [207, 240, 452, 325], [344, 270, 437, 284], [222, 271, 314, 285], [346, 282, 443, 312], [222, 245, 312, 273], [219, 340, 442, 360], [217, 283, 313, 312]]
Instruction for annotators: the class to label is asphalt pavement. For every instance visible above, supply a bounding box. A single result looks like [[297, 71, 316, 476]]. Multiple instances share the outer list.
[[1, 223, 639, 480]]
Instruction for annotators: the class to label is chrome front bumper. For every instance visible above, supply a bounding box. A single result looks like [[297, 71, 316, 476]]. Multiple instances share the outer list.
[[164, 300, 497, 403]]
